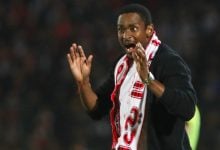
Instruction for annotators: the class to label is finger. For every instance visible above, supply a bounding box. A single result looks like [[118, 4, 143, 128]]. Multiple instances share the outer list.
[[70, 47, 76, 60], [133, 47, 142, 60], [137, 50, 146, 63], [87, 55, 93, 68], [137, 42, 145, 50], [136, 43, 146, 57], [78, 45, 86, 58], [132, 53, 142, 68], [72, 43, 80, 57], [134, 58, 142, 74], [132, 51, 137, 61], [135, 51, 147, 66], [136, 63, 141, 72], [134, 53, 147, 71], [70, 43, 78, 59], [72, 43, 78, 52], [135, 52, 140, 61], [137, 48, 145, 57], [67, 53, 73, 65]]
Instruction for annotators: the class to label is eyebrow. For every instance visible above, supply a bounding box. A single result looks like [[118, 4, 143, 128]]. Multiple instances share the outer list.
[[117, 23, 140, 27]]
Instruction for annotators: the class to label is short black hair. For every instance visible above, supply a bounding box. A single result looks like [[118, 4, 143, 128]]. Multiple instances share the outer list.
[[117, 4, 152, 25]]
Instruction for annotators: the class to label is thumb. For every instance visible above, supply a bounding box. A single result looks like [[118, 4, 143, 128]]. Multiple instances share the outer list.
[[87, 55, 93, 67]]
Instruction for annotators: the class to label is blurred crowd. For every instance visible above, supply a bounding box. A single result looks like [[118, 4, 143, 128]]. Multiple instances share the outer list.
[[0, 0, 219, 150]]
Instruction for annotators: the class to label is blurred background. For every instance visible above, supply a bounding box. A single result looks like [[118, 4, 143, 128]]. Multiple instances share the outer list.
[[0, 0, 219, 149]]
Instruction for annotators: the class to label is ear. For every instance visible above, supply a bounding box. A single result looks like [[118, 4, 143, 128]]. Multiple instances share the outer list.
[[145, 24, 154, 38]]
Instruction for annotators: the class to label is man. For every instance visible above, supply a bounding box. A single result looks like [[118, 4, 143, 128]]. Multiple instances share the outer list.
[[67, 4, 197, 150]]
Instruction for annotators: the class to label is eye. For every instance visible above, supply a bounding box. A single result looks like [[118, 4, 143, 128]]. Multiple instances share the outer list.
[[117, 27, 124, 33], [130, 26, 138, 32]]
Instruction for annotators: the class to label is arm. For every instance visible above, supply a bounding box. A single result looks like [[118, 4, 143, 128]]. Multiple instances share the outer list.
[[67, 43, 97, 111], [77, 80, 98, 111], [157, 54, 197, 120], [132, 43, 196, 120], [131, 43, 165, 98]]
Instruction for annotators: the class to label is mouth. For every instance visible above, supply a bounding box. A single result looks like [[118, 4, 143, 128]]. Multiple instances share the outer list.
[[124, 43, 136, 49]]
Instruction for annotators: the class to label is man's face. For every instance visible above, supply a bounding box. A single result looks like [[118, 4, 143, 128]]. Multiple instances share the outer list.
[[117, 12, 152, 57]]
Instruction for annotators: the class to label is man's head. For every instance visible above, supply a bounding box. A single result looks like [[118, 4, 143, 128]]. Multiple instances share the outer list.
[[116, 4, 154, 56]]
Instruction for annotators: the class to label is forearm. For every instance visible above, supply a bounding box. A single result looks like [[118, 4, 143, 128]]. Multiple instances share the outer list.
[[78, 80, 98, 111], [147, 78, 196, 120], [160, 87, 196, 120], [147, 79, 165, 98]]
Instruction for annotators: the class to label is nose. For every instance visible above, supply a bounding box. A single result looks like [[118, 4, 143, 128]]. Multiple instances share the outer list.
[[122, 30, 132, 41]]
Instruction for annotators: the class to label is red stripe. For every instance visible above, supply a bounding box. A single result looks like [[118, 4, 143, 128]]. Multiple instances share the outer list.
[[131, 91, 143, 99], [133, 81, 144, 89], [110, 56, 132, 149]]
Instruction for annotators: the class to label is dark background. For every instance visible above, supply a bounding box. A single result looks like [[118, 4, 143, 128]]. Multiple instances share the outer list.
[[0, 0, 219, 149]]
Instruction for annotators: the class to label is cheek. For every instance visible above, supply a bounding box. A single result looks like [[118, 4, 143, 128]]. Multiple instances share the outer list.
[[135, 34, 145, 42], [118, 38, 123, 46], [118, 35, 123, 42]]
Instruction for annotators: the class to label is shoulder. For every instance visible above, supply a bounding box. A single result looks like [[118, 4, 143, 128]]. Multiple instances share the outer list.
[[155, 43, 183, 61], [153, 43, 189, 67], [151, 43, 191, 77]]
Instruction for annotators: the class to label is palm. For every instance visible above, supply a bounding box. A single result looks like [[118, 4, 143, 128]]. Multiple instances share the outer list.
[[132, 43, 149, 81], [81, 59, 91, 79], [76, 56, 91, 81], [67, 44, 93, 83], [70, 56, 84, 82]]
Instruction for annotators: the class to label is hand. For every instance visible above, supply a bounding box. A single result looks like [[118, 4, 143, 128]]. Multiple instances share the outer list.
[[131, 43, 149, 81], [67, 43, 93, 83]]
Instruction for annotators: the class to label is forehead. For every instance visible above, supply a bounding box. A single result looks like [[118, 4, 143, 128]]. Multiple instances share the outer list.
[[117, 12, 144, 26]]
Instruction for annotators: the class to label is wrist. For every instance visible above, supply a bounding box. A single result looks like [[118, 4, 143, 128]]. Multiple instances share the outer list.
[[143, 72, 155, 86], [77, 78, 90, 87]]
